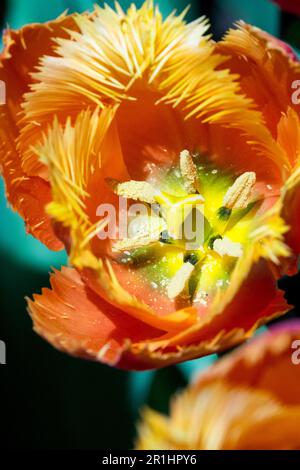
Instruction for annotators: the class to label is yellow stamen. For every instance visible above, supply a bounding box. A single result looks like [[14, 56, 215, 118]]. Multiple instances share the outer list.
[[180, 150, 200, 194], [112, 180, 157, 204], [167, 262, 195, 299], [213, 236, 243, 258], [223, 172, 256, 210], [112, 236, 158, 252]]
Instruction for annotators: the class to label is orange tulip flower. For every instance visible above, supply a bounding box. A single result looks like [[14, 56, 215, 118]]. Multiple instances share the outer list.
[[0, 2, 299, 369], [136, 322, 300, 449]]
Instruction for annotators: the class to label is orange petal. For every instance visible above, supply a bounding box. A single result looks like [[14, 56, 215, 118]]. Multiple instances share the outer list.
[[82, 265, 198, 335], [0, 14, 77, 249], [136, 322, 300, 449], [277, 107, 300, 169], [0, 130, 62, 249], [19, 6, 276, 183], [196, 321, 300, 406], [116, 90, 184, 179], [119, 254, 290, 370], [217, 23, 300, 136], [281, 168, 300, 255], [119, 290, 289, 370], [202, 123, 284, 186], [277, 108, 300, 255], [27, 259, 288, 372], [27, 266, 163, 367], [137, 381, 300, 449], [116, 94, 283, 186]]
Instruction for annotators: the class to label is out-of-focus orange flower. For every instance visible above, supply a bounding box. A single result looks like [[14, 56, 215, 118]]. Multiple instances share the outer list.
[[136, 322, 300, 449], [1, 2, 299, 369], [271, 0, 300, 17]]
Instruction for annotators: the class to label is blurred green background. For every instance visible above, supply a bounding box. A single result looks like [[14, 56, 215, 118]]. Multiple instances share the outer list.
[[0, 0, 299, 449]]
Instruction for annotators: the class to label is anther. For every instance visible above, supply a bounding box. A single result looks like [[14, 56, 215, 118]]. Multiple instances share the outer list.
[[167, 262, 195, 299], [213, 236, 243, 258], [222, 172, 256, 210], [112, 236, 158, 252], [109, 179, 157, 204], [180, 150, 200, 194]]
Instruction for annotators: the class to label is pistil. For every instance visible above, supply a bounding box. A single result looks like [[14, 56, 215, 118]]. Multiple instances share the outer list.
[[113, 214, 166, 252]]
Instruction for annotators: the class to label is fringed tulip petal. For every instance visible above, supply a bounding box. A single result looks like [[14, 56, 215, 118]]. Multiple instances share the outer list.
[[136, 322, 300, 449], [1, 2, 299, 369], [137, 384, 300, 449], [218, 23, 300, 136], [282, 170, 300, 255], [197, 321, 300, 404], [278, 109, 300, 255], [0, 14, 78, 249], [20, 4, 268, 176], [27, 266, 163, 367], [117, 256, 290, 370]]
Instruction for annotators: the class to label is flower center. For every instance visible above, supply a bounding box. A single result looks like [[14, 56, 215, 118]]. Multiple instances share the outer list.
[[109, 150, 260, 306]]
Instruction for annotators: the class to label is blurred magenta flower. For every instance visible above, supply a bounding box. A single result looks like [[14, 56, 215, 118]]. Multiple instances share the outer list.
[[271, 0, 300, 16]]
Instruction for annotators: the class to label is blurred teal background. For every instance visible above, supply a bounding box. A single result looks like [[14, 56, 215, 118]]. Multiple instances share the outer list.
[[0, 0, 299, 450]]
